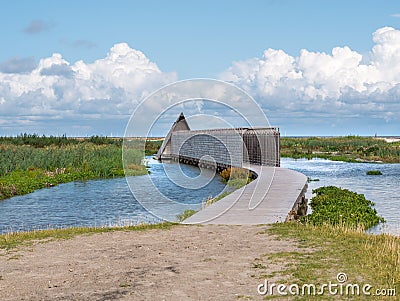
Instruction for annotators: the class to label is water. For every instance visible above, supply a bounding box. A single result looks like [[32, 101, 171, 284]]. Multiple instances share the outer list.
[[0, 158, 227, 233], [1, 157, 399, 235], [281, 158, 400, 235]]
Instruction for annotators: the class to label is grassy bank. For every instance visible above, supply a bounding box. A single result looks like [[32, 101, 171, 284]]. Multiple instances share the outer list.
[[264, 223, 399, 300], [0, 135, 162, 201], [281, 136, 400, 163], [255, 185, 395, 300]]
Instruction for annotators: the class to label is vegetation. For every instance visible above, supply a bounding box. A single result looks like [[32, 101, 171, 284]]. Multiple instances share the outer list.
[[301, 186, 385, 230], [220, 167, 254, 189], [254, 186, 392, 299], [144, 139, 163, 155], [0, 135, 162, 201], [367, 170, 383, 175], [0, 222, 175, 250], [204, 191, 231, 207], [176, 209, 198, 222], [264, 223, 399, 300], [281, 136, 400, 163]]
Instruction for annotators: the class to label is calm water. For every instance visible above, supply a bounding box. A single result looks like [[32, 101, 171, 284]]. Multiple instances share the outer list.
[[0, 158, 227, 233], [0, 157, 399, 235], [281, 158, 400, 235]]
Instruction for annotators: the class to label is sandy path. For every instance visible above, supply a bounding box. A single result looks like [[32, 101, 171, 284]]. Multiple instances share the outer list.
[[0, 225, 297, 301]]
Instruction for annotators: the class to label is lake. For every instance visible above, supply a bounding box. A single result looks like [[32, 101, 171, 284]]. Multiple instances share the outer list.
[[0, 157, 399, 235]]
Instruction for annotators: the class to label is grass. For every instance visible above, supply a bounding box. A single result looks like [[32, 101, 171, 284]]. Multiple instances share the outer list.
[[176, 209, 198, 222], [264, 223, 399, 300], [281, 136, 400, 163], [0, 135, 162, 201], [0, 222, 175, 250], [367, 170, 383, 175], [220, 167, 255, 189], [257, 186, 394, 300]]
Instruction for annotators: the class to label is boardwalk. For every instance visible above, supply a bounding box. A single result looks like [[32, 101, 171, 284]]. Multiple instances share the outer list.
[[157, 113, 308, 225], [184, 165, 308, 225]]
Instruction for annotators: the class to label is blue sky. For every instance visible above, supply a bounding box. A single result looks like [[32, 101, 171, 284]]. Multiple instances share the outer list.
[[1, 0, 400, 136]]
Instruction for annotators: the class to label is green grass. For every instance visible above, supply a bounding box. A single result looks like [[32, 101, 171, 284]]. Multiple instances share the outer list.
[[281, 136, 400, 163], [263, 223, 399, 300], [0, 135, 163, 201], [257, 186, 394, 300], [367, 170, 383, 175], [220, 167, 254, 189], [176, 209, 198, 222], [0, 222, 175, 250]]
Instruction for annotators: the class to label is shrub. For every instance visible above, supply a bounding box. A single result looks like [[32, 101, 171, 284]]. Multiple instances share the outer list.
[[220, 167, 252, 188], [301, 186, 385, 230]]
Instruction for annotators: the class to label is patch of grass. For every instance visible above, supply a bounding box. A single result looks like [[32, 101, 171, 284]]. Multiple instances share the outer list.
[[176, 210, 198, 222], [119, 283, 131, 288], [252, 262, 267, 269], [220, 167, 254, 189], [366, 170, 383, 175], [0, 222, 175, 250], [266, 223, 399, 300], [236, 295, 253, 300]]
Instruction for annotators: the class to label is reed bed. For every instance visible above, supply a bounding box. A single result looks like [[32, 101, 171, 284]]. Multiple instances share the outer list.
[[281, 136, 400, 163], [0, 135, 162, 200]]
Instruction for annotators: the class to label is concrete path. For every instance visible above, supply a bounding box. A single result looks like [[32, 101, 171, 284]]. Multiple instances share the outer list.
[[184, 165, 307, 225]]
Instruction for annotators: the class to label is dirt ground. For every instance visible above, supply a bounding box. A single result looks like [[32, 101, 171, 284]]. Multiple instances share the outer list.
[[0, 225, 298, 301]]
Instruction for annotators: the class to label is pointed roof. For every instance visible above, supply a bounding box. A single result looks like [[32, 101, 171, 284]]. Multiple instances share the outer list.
[[155, 113, 190, 159]]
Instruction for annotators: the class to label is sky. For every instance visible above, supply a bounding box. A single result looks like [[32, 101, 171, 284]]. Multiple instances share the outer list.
[[1, 0, 400, 136]]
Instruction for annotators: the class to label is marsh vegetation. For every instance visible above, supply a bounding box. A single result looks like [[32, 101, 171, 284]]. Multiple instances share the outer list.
[[281, 136, 400, 163], [0, 134, 162, 201]]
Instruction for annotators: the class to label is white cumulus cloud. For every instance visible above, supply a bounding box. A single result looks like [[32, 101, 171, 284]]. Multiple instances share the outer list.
[[220, 27, 400, 122], [0, 43, 177, 135]]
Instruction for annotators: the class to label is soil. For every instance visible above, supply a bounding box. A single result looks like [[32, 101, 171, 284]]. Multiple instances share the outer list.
[[0, 225, 298, 301]]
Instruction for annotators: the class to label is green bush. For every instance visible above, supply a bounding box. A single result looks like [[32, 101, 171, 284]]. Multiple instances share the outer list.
[[301, 186, 385, 230], [220, 167, 253, 188]]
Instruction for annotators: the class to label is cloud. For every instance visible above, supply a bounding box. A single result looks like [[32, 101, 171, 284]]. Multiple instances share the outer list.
[[220, 26, 400, 123], [0, 57, 36, 74], [40, 63, 74, 78], [23, 20, 55, 34], [0, 43, 177, 135], [391, 13, 400, 18]]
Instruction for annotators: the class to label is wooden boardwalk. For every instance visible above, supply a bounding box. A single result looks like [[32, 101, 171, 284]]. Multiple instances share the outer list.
[[184, 165, 307, 225]]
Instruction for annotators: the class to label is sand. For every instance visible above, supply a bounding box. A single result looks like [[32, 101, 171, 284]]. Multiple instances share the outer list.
[[0, 225, 297, 300]]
